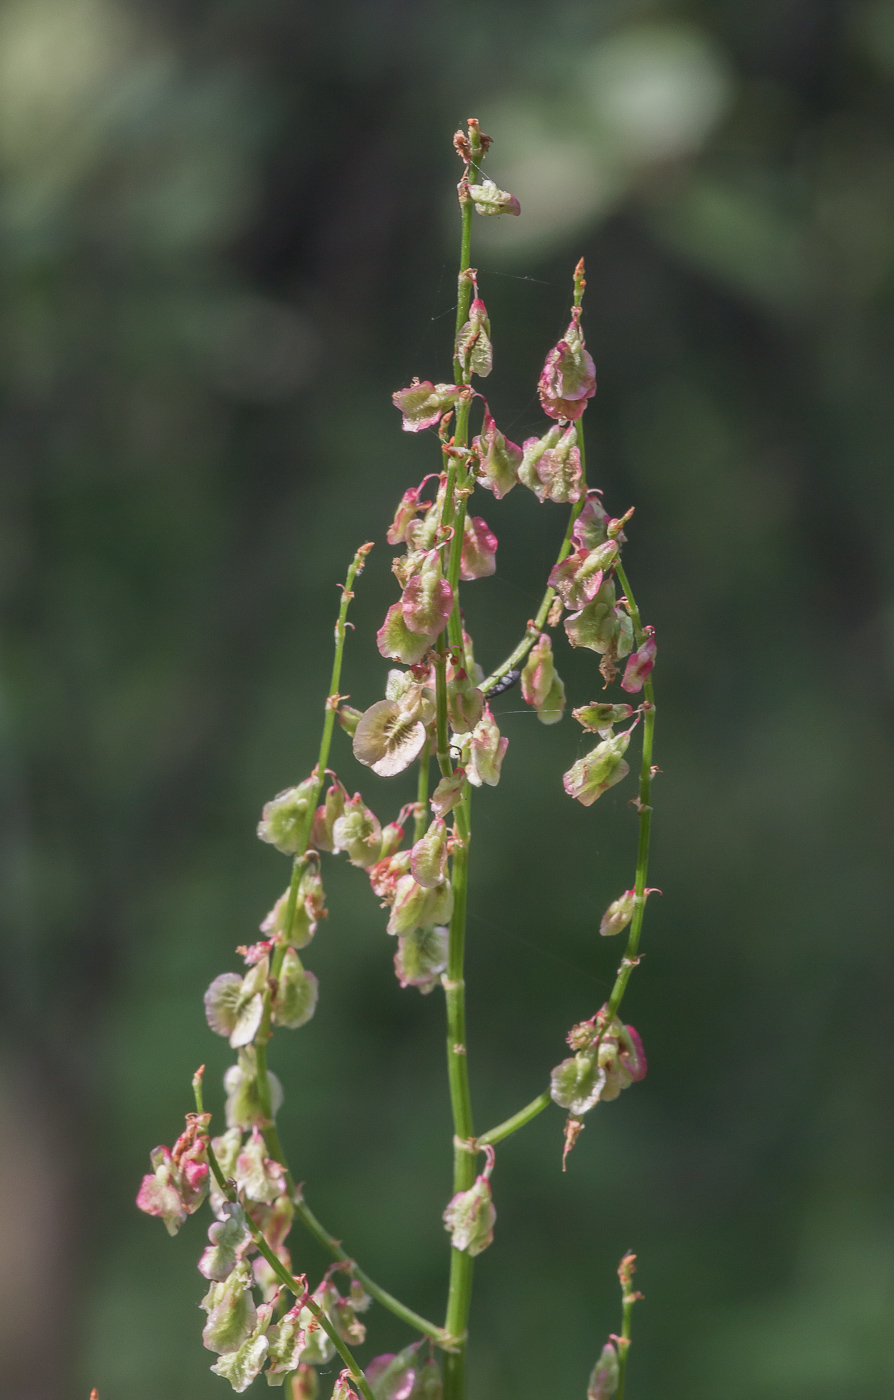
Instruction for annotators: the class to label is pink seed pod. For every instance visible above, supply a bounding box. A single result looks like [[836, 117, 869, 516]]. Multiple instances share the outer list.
[[472, 409, 522, 499], [392, 380, 461, 432], [459, 514, 498, 580], [621, 626, 657, 693], [538, 307, 596, 421]]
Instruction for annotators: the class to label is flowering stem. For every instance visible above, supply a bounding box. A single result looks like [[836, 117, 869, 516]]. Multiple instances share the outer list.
[[434, 652, 453, 778], [414, 739, 431, 843], [207, 1118, 448, 1351], [292, 1193, 453, 1347], [614, 1253, 641, 1400], [477, 1088, 552, 1148], [203, 1138, 376, 1400], [441, 783, 475, 1399], [605, 562, 655, 1021], [481, 423, 587, 694], [255, 542, 373, 1126]]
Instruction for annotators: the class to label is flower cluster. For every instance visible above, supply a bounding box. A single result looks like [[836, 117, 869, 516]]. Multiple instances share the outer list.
[[135, 121, 659, 1400]]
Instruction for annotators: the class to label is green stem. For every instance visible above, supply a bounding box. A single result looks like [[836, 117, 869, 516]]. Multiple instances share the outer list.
[[434, 650, 453, 778], [452, 197, 475, 384], [614, 1255, 641, 1400], [477, 1089, 552, 1148], [605, 562, 655, 1022], [255, 542, 373, 1123], [210, 1129, 447, 1352], [292, 1192, 452, 1347], [414, 739, 431, 843], [205, 1139, 375, 1400], [442, 786, 475, 1400]]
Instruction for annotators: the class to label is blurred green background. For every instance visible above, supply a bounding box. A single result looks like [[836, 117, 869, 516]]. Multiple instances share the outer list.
[[1, 0, 892, 1397]]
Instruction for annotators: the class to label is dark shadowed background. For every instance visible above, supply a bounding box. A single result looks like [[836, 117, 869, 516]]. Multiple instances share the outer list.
[[1, 1, 892, 1397]]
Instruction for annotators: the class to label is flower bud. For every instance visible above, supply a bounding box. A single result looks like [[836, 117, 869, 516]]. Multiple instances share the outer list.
[[386, 874, 429, 935], [443, 1174, 496, 1256], [332, 794, 383, 869], [294, 1285, 339, 1365], [380, 820, 406, 859], [550, 1050, 605, 1115], [572, 703, 633, 734], [201, 1258, 258, 1355], [392, 380, 461, 433], [199, 1202, 253, 1282], [430, 768, 466, 817], [600, 890, 635, 937], [377, 601, 437, 665], [447, 671, 485, 734], [564, 579, 632, 661], [468, 179, 520, 216], [386, 875, 453, 936], [587, 1342, 620, 1400], [538, 309, 596, 421], [290, 1364, 319, 1400], [312, 779, 347, 852], [621, 627, 656, 693], [258, 776, 317, 855], [224, 1048, 284, 1131], [410, 818, 448, 888], [267, 1305, 312, 1386], [472, 410, 522, 499], [463, 706, 507, 787], [210, 1301, 274, 1390], [332, 1373, 360, 1400], [521, 633, 566, 725], [387, 480, 435, 545], [353, 698, 427, 777], [336, 705, 363, 739], [368, 850, 412, 905], [332, 1292, 367, 1346], [261, 863, 326, 949], [272, 948, 319, 1029], [394, 925, 449, 992], [572, 491, 609, 551], [254, 1192, 294, 1253], [366, 1343, 423, 1400], [459, 514, 497, 580], [402, 550, 454, 636], [517, 425, 562, 495], [533, 423, 583, 504], [548, 542, 618, 610], [563, 729, 632, 806], [456, 297, 493, 379], [136, 1114, 210, 1235], [204, 959, 268, 1049]]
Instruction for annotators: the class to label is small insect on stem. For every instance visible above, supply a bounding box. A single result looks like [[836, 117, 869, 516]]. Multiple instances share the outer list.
[[487, 667, 521, 697]]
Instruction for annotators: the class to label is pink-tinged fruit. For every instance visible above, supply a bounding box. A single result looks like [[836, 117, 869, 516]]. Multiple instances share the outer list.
[[521, 633, 566, 725], [460, 514, 498, 580], [538, 308, 596, 421], [443, 1172, 496, 1256], [621, 627, 656, 693], [463, 706, 507, 787], [392, 380, 461, 432], [563, 728, 633, 806], [587, 1342, 620, 1400], [468, 180, 520, 216], [472, 410, 522, 499], [401, 550, 454, 635]]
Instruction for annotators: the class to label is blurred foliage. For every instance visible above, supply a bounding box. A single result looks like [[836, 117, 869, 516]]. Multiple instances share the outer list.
[[0, 0, 893, 1398]]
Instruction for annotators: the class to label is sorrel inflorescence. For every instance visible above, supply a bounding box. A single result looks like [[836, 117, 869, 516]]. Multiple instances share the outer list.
[[136, 118, 658, 1400]]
